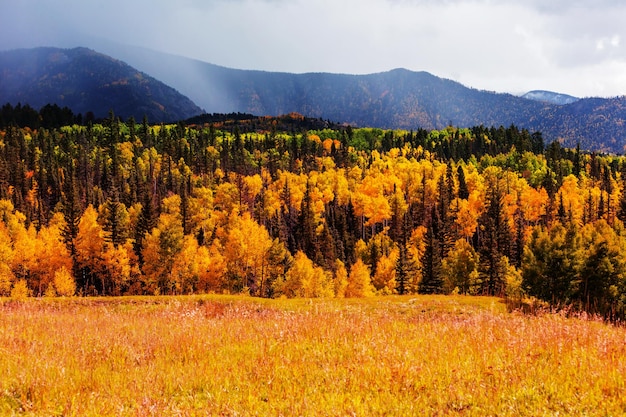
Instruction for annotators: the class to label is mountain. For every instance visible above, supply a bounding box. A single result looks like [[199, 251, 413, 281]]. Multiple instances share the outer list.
[[0, 47, 203, 122], [522, 90, 580, 105], [90, 44, 544, 128], [90, 44, 626, 153], [4, 45, 626, 153]]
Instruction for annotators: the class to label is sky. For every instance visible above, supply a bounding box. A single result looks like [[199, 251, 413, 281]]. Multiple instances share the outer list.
[[2, 0, 626, 98]]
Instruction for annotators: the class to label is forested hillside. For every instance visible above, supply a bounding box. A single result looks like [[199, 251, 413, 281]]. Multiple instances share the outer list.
[[1, 116, 625, 319], [0, 47, 203, 122]]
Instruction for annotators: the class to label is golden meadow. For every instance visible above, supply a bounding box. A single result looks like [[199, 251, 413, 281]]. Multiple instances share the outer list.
[[1, 295, 625, 416]]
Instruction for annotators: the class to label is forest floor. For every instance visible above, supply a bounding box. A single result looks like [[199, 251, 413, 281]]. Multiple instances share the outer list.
[[0, 294, 625, 416]]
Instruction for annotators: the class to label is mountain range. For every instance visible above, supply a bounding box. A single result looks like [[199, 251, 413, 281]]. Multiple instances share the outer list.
[[1, 45, 626, 153]]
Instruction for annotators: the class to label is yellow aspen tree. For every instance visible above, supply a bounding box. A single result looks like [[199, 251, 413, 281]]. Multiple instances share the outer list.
[[170, 235, 202, 294], [74, 205, 106, 286], [406, 226, 427, 293], [242, 174, 263, 210], [141, 194, 184, 295], [188, 186, 214, 237], [0, 200, 33, 287], [372, 249, 399, 295], [31, 213, 72, 296], [519, 184, 549, 224], [0, 223, 15, 296], [11, 223, 36, 282], [53, 266, 76, 297], [346, 258, 375, 297], [454, 191, 483, 239], [224, 211, 288, 296], [10, 279, 29, 299], [196, 239, 227, 293], [334, 259, 348, 298], [441, 239, 481, 295], [557, 175, 585, 225], [275, 251, 333, 298], [101, 242, 135, 295]]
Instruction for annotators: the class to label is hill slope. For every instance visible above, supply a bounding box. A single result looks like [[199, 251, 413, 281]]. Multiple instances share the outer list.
[[99, 45, 626, 153], [0, 47, 203, 122]]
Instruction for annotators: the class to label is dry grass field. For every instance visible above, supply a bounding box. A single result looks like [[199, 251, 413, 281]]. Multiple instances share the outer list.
[[0, 295, 625, 416]]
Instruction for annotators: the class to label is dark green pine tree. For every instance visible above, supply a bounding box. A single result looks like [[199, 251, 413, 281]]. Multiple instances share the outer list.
[[389, 184, 405, 244], [60, 163, 83, 288], [134, 183, 158, 266], [617, 166, 626, 222], [103, 186, 127, 248], [478, 185, 512, 296], [512, 197, 526, 268], [602, 166, 613, 224], [295, 181, 319, 262], [396, 239, 418, 295], [419, 207, 443, 294], [457, 165, 469, 200], [436, 164, 457, 260], [557, 192, 568, 224]]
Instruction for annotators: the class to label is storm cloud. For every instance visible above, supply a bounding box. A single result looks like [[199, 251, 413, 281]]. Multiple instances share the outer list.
[[1, 0, 625, 97]]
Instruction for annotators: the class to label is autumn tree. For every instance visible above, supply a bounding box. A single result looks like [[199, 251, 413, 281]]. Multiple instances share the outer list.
[[334, 259, 349, 297], [372, 249, 398, 295], [0, 222, 15, 296], [345, 258, 375, 297], [441, 239, 480, 294], [29, 213, 73, 296], [195, 239, 228, 293], [274, 251, 333, 298], [141, 194, 185, 294], [74, 205, 106, 294], [53, 266, 77, 297], [224, 211, 290, 296]]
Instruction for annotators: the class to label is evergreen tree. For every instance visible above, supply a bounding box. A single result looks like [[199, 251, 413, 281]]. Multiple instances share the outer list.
[[478, 185, 512, 295], [419, 207, 443, 294]]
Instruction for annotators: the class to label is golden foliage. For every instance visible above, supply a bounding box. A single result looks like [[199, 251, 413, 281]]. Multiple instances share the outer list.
[[346, 259, 375, 297], [53, 266, 76, 297]]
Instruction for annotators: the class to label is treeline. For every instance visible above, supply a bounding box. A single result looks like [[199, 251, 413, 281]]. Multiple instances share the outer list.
[[0, 102, 90, 130], [0, 116, 625, 319]]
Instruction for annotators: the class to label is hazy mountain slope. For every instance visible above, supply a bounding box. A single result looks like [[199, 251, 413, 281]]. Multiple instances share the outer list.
[[94, 44, 547, 128], [0, 47, 203, 122]]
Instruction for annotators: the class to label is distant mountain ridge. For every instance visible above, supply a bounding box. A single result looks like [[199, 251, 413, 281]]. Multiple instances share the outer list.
[[93, 44, 626, 153], [0, 47, 203, 122], [3, 45, 626, 153]]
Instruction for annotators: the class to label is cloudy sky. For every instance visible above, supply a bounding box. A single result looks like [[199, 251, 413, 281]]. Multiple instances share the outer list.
[[2, 0, 626, 98]]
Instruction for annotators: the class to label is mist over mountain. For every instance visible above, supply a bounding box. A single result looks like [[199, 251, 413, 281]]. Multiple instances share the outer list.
[[0, 47, 203, 122], [521, 90, 580, 105]]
